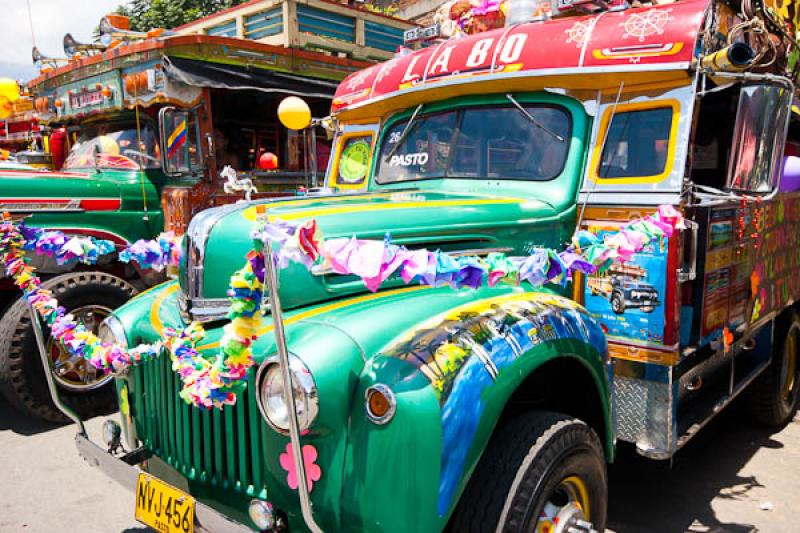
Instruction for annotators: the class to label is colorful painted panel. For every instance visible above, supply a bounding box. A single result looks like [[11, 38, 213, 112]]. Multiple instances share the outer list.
[[121, 64, 202, 109], [583, 222, 668, 345], [55, 71, 123, 120], [748, 194, 800, 324], [207, 19, 238, 38], [381, 292, 606, 516], [244, 7, 283, 40], [297, 4, 355, 43], [364, 21, 405, 52], [699, 208, 734, 344]]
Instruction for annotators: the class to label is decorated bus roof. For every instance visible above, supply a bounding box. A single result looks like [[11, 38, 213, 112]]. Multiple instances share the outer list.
[[28, 34, 371, 91], [332, 0, 706, 113]]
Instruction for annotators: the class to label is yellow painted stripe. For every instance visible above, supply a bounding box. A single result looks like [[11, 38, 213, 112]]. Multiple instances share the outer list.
[[149, 283, 430, 350], [195, 285, 430, 352], [241, 192, 408, 220], [265, 198, 524, 221], [242, 195, 525, 221], [150, 283, 179, 335]]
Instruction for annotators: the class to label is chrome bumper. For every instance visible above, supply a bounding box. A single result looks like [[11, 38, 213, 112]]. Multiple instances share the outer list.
[[75, 433, 256, 533]]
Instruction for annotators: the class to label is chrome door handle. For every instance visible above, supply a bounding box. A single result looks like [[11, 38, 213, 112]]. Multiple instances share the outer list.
[[678, 219, 699, 283]]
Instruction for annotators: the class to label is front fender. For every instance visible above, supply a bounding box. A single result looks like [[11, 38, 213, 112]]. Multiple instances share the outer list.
[[341, 291, 610, 532]]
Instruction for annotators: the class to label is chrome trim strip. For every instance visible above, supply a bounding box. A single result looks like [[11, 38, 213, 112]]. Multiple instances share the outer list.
[[178, 294, 232, 323], [261, 243, 324, 533], [0, 207, 84, 213]]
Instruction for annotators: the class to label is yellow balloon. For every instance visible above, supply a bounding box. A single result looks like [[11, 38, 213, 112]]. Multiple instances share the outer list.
[[0, 95, 12, 119], [0, 78, 20, 103], [97, 135, 120, 155], [277, 96, 312, 130]]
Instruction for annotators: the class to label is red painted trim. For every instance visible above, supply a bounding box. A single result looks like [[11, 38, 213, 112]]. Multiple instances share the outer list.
[[29, 33, 372, 87], [0, 197, 121, 211], [79, 198, 122, 211], [174, 0, 263, 30]]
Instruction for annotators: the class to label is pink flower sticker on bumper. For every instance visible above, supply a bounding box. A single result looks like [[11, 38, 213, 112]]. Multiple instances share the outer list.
[[279, 443, 322, 492]]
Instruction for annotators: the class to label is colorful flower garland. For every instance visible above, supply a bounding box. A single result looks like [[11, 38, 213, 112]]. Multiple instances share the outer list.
[[257, 204, 684, 292], [0, 217, 161, 374], [0, 205, 684, 409], [19, 223, 182, 270], [119, 232, 182, 271]]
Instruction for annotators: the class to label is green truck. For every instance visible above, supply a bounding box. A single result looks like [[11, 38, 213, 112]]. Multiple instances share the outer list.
[[40, 1, 800, 532], [1, 16, 376, 422]]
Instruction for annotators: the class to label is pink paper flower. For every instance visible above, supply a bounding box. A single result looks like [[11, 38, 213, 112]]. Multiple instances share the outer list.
[[279, 443, 322, 492]]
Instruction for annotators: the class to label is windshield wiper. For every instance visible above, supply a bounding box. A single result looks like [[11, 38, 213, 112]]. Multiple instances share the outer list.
[[384, 104, 424, 161], [505, 94, 565, 142]]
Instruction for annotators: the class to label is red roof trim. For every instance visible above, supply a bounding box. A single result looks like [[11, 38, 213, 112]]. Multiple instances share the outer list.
[[28, 34, 372, 87]]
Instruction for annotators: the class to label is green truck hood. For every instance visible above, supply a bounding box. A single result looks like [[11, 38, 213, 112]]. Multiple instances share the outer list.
[[0, 168, 122, 199], [185, 189, 576, 311], [0, 167, 163, 243]]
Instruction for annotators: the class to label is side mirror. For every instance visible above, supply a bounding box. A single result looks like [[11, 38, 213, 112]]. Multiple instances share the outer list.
[[726, 83, 792, 197], [158, 106, 190, 176]]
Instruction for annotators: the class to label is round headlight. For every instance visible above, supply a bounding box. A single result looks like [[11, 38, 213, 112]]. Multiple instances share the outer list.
[[256, 355, 319, 434], [98, 315, 128, 347]]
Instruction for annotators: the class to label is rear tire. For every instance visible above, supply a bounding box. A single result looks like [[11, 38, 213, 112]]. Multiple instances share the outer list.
[[745, 310, 800, 428], [449, 411, 607, 533], [0, 271, 136, 423]]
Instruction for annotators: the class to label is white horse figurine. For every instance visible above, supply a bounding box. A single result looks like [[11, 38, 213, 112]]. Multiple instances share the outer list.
[[221, 165, 257, 202]]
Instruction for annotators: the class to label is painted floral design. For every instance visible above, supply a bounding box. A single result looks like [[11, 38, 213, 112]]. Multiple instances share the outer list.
[[279, 443, 322, 492]]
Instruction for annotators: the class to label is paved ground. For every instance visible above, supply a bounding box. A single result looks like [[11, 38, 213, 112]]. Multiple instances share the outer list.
[[1, 395, 798, 533]]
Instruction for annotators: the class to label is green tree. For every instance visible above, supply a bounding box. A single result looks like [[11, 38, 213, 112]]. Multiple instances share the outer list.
[[113, 0, 249, 31]]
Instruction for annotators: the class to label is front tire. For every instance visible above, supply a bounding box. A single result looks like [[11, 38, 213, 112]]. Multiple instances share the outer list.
[[610, 293, 625, 314], [449, 411, 607, 533], [0, 271, 136, 423], [745, 310, 800, 428]]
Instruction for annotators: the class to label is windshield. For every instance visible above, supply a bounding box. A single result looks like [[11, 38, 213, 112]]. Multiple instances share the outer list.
[[376, 104, 571, 183], [64, 124, 160, 171]]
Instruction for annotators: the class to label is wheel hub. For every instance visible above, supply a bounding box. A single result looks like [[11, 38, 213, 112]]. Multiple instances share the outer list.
[[552, 503, 598, 533], [536, 476, 597, 533], [48, 304, 114, 391]]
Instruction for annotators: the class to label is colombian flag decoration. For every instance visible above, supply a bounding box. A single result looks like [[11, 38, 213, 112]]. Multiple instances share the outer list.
[[167, 119, 187, 159]]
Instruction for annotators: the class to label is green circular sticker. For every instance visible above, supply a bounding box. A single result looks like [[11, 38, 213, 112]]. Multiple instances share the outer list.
[[338, 139, 370, 184]]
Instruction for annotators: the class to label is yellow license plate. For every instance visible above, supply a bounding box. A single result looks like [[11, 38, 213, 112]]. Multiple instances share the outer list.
[[135, 474, 195, 533]]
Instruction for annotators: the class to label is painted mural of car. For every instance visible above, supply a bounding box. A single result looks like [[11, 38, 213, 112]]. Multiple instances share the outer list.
[[587, 262, 660, 314]]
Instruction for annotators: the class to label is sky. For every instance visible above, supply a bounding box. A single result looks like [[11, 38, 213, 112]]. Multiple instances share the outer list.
[[0, 0, 122, 80]]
